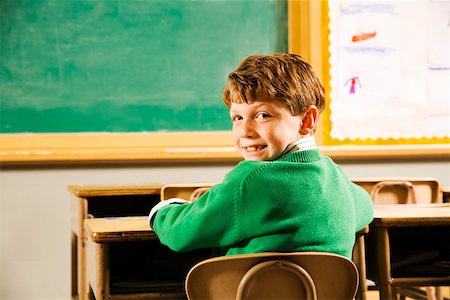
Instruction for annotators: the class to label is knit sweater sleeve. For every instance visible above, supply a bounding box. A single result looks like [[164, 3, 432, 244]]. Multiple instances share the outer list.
[[351, 182, 374, 231], [151, 175, 243, 252]]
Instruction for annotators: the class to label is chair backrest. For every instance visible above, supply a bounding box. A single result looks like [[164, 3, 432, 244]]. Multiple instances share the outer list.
[[352, 178, 440, 204], [161, 179, 441, 204], [185, 252, 359, 300], [160, 182, 215, 201]]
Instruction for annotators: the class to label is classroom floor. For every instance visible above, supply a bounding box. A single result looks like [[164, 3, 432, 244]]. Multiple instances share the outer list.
[[367, 290, 379, 300]]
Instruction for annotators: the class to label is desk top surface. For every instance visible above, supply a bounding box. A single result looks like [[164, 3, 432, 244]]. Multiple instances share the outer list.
[[84, 204, 450, 242], [85, 216, 156, 242], [68, 184, 163, 197], [373, 203, 450, 226]]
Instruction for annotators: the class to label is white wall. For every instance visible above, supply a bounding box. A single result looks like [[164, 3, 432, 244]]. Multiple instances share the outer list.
[[0, 159, 449, 300]]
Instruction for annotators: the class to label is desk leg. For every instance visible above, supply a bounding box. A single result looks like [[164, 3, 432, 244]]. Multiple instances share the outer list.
[[376, 228, 393, 300], [78, 234, 88, 299], [76, 198, 89, 300], [87, 240, 110, 300], [71, 231, 78, 299]]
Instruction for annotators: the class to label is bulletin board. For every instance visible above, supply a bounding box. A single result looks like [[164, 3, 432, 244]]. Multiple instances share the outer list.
[[323, 1, 450, 146]]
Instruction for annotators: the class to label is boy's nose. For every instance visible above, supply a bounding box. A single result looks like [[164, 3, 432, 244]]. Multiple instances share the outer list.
[[240, 120, 256, 138]]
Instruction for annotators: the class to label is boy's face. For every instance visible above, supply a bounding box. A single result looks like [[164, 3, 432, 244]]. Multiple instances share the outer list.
[[230, 100, 302, 161]]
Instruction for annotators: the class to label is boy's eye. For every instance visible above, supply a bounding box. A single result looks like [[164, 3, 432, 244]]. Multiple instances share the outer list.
[[231, 115, 243, 122], [256, 113, 270, 120]]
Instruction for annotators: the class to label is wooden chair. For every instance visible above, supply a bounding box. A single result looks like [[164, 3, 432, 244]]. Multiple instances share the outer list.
[[185, 252, 359, 300]]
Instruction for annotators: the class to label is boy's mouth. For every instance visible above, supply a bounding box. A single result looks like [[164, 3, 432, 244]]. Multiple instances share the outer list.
[[243, 145, 266, 152]]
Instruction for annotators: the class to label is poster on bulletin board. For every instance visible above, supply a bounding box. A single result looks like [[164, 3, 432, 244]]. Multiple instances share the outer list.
[[325, 1, 450, 145]]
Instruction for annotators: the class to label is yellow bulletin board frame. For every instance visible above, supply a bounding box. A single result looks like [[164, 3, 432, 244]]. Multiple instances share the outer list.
[[288, 0, 449, 152], [0, 0, 448, 165]]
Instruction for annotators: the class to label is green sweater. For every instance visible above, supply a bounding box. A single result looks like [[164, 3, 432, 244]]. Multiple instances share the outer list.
[[152, 150, 373, 259]]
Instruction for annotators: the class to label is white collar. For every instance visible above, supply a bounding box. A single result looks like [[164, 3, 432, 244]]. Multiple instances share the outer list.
[[277, 136, 317, 159]]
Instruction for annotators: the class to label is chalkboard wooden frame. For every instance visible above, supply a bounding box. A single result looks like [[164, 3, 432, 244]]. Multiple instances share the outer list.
[[0, 132, 239, 164], [1, 0, 449, 165]]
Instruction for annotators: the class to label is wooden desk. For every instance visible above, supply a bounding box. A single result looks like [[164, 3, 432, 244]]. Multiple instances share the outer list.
[[84, 217, 210, 299], [84, 217, 370, 300], [367, 204, 450, 300], [68, 185, 163, 300]]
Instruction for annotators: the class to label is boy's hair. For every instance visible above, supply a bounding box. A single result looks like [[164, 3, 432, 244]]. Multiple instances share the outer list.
[[222, 53, 325, 115]]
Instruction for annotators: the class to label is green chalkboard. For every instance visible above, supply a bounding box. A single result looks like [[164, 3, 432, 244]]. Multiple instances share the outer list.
[[0, 0, 287, 133]]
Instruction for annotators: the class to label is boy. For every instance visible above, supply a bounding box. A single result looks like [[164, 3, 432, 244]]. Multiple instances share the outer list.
[[149, 53, 373, 259]]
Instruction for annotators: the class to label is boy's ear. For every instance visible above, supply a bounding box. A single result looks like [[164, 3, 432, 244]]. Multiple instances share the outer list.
[[299, 105, 319, 136]]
